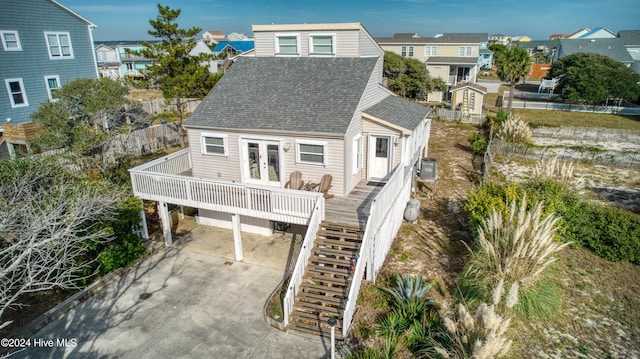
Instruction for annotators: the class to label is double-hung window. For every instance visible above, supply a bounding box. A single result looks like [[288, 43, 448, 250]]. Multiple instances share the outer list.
[[297, 140, 327, 166], [459, 46, 472, 57], [1, 31, 21, 51], [5, 78, 28, 108], [44, 75, 60, 101], [425, 46, 437, 56], [408, 46, 414, 57], [276, 35, 298, 55], [201, 133, 228, 156], [310, 34, 334, 55], [45, 32, 73, 59]]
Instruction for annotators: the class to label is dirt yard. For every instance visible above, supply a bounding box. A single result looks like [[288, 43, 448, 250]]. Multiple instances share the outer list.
[[349, 119, 640, 358]]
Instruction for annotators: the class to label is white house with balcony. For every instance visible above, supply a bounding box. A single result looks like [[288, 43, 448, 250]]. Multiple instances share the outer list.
[[376, 33, 482, 102], [129, 22, 432, 340]]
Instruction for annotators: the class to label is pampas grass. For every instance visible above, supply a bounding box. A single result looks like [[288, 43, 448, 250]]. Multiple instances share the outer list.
[[465, 196, 570, 292], [531, 156, 574, 183], [498, 114, 532, 145]]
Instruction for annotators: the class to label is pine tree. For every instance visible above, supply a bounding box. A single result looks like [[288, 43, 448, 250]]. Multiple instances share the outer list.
[[137, 4, 221, 146]]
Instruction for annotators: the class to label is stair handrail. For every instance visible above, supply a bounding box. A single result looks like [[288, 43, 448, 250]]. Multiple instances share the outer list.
[[283, 197, 325, 327]]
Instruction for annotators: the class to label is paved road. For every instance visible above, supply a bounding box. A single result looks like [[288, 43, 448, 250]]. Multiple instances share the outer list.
[[14, 228, 330, 359]]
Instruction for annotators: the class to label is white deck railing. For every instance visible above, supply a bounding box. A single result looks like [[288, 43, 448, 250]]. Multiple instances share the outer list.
[[129, 149, 323, 225], [342, 164, 412, 338], [283, 199, 325, 326]]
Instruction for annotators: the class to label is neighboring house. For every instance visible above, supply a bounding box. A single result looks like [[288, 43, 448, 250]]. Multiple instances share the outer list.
[[129, 22, 432, 339], [618, 30, 640, 73], [578, 27, 616, 39], [95, 44, 122, 79], [443, 33, 492, 69], [510, 35, 532, 46], [117, 43, 154, 79], [450, 82, 487, 116], [202, 30, 225, 45], [0, 0, 98, 133], [489, 34, 511, 46], [226, 32, 251, 41], [189, 39, 217, 74], [213, 40, 256, 73], [376, 33, 482, 102], [554, 38, 634, 67], [566, 28, 592, 39], [212, 40, 255, 57]]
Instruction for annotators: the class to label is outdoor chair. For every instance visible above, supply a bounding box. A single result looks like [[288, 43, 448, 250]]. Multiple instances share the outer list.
[[284, 171, 304, 190], [309, 174, 334, 199]]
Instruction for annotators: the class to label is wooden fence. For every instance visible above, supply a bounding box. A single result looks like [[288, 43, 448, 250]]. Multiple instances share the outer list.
[[102, 122, 181, 163], [432, 108, 485, 125], [140, 98, 202, 115]]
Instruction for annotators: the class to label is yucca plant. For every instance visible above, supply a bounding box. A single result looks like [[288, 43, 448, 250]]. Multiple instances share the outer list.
[[382, 273, 435, 302]]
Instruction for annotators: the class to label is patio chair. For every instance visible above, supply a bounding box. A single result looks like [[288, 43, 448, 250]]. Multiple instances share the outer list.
[[284, 171, 304, 190], [310, 174, 334, 199]]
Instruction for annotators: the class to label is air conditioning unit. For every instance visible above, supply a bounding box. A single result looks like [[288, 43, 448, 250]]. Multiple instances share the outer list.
[[418, 158, 437, 180]]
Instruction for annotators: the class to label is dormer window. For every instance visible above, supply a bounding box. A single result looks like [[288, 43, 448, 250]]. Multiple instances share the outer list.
[[276, 35, 299, 55], [310, 34, 334, 55]]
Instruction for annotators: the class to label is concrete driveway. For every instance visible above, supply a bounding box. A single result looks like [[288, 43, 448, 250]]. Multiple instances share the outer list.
[[16, 224, 330, 358]]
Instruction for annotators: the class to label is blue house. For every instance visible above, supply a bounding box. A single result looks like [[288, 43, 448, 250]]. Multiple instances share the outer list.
[[0, 0, 98, 130]]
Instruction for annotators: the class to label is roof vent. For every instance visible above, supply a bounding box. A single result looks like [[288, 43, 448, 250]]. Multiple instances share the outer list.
[[590, 39, 596, 42]]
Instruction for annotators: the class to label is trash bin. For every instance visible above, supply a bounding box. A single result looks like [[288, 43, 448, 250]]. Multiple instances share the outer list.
[[419, 158, 437, 180]]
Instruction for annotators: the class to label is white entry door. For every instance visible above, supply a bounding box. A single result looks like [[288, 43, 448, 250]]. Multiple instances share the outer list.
[[368, 135, 391, 180], [242, 139, 282, 186]]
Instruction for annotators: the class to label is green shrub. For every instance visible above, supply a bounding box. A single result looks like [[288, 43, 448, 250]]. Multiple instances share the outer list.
[[465, 180, 640, 265], [95, 197, 147, 274], [468, 132, 487, 156]]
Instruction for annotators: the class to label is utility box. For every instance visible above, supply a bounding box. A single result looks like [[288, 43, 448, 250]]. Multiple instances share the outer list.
[[419, 158, 437, 180]]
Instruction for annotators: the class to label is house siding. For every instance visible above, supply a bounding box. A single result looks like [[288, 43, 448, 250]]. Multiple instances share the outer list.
[[188, 128, 347, 197], [0, 0, 97, 127]]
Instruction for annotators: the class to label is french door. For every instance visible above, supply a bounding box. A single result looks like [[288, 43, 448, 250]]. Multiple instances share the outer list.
[[241, 139, 282, 186]]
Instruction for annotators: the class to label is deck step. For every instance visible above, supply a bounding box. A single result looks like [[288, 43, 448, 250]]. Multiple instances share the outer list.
[[294, 301, 343, 315], [288, 320, 343, 340], [312, 246, 358, 258], [317, 230, 362, 241], [297, 291, 347, 306], [300, 282, 349, 296], [316, 237, 361, 249], [309, 254, 352, 267], [304, 272, 351, 286], [307, 265, 352, 277]]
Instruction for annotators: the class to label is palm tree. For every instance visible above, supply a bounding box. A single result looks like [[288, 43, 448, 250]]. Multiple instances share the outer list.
[[495, 47, 532, 114]]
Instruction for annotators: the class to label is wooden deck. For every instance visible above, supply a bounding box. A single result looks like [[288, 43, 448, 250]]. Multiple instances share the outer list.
[[324, 181, 385, 229]]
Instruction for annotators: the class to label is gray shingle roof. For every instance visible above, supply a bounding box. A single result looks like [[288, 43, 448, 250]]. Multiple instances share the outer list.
[[363, 95, 430, 131], [185, 57, 378, 134], [558, 38, 633, 63], [618, 30, 640, 46]]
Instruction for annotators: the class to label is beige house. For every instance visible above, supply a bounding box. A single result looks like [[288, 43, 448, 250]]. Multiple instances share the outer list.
[[450, 82, 487, 115], [129, 22, 432, 339], [202, 30, 225, 45], [376, 33, 481, 102]]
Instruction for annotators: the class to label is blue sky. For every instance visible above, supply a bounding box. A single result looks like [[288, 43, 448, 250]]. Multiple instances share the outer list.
[[62, 0, 640, 41]]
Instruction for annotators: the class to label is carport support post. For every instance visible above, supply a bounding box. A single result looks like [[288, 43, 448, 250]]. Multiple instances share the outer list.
[[232, 214, 243, 261], [158, 201, 173, 247]]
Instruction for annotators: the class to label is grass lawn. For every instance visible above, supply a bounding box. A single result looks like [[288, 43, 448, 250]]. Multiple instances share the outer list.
[[513, 109, 640, 130]]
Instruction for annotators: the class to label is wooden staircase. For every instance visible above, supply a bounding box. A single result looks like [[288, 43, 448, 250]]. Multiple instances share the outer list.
[[287, 222, 363, 339]]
